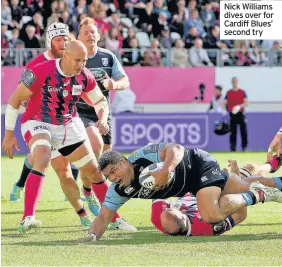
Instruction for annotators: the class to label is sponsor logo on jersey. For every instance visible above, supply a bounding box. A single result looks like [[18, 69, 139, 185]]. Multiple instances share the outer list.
[[201, 176, 208, 182], [34, 125, 49, 131], [63, 90, 68, 97], [72, 85, 83, 95], [124, 186, 135, 195], [212, 168, 220, 175], [102, 58, 108, 66]]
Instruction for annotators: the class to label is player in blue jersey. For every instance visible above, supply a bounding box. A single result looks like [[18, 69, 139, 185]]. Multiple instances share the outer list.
[[86, 143, 282, 241]]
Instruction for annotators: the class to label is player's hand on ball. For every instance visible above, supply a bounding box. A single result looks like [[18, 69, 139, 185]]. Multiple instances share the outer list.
[[101, 73, 117, 90], [150, 169, 170, 190], [2, 133, 19, 159]]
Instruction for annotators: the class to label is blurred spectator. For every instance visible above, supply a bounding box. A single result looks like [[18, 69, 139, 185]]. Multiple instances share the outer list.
[[94, 10, 109, 37], [56, 0, 68, 18], [140, 50, 156, 66], [20, 11, 45, 41], [269, 41, 282, 66], [1, 24, 9, 54], [151, 12, 168, 38], [200, 1, 217, 30], [261, 40, 282, 51], [221, 42, 234, 66], [184, 9, 206, 38], [73, 0, 88, 17], [235, 44, 253, 66], [65, 0, 75, 12], [250, 46, 267, 66], [9, 28, 21, 48], [125, 0, 146, 19], [203, 25, 221, 49], [107, 11, 128, 32], [21, 25, 41, 48], [1, 0, 12, 27], [160, 27, 172, 49], [170, 0, 189, 36], [105, 27, 121, 52], [171, 39, 190, 67], [47, 12, 59, 26], [25, 0, 44, 17], [111, 88, 136, 113], [88, 0, 105, 18], [207, 85, 225, 113], [122, 37, 142, 66], [149, 38, 163, 66], [203, 25, 222, 65], [10, 0, 24, 26], [189, 38, 213, 66], [187, 0, 198, 14], [134, 0, 153, 31], [184, 26, 199, 49], [153, 0, 171, 20], [59, 10, 72, 25], [122, 27, 136, 48]]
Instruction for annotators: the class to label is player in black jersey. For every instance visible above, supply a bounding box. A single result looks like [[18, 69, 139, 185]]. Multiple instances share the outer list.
[[86, 143, 282, 241], [74, 17, 135, 230]]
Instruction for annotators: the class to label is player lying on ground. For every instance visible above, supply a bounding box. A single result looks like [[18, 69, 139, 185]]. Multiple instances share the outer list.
[[2, 40, 110, 233], [87, 142, 282, 241], [151, 170, 282, 236], [151, 193, 246, 236]]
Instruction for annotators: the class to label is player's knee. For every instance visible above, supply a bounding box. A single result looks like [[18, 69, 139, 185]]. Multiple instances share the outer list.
[[55, 167, 72, 181], [80, 162, 103, 183], [33, 149, 51, 169]]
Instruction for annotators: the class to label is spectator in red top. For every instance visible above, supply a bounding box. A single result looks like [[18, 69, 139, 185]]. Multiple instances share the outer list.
[[224, 77, 248, 152], [235, 44, 253, 66]]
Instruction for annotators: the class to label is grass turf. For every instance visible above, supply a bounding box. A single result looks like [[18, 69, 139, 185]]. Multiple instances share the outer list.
[[1, 152, 282, 266]]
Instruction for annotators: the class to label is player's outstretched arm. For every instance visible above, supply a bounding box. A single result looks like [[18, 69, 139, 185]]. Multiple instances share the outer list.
[[267, 126, 282, 161], [88, 206, 116, 241], [2, 83, 33, 159]]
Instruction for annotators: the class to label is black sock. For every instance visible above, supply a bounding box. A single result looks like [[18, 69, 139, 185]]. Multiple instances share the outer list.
[[16, 156, 32, 188], [77, 207, 87, 217], [71, 164, 79, 182]]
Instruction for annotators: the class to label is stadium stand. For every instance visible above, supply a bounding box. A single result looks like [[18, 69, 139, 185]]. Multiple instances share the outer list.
[[1, 0, 282, 67]]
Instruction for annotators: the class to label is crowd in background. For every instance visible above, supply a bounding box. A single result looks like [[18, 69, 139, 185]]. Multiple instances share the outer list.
[[1, 0, 282, 67]]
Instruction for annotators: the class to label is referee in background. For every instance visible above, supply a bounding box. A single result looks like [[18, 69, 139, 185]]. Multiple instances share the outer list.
[[224, 77, 248, 152]]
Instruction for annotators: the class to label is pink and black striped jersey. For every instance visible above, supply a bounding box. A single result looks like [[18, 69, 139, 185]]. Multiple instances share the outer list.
[[21, 59, 97, 125]]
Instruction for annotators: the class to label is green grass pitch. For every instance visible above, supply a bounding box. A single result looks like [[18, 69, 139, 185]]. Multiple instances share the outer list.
[[1, 152, 282, 266]]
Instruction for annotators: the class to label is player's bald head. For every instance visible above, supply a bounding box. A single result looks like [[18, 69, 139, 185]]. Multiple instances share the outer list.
[[160, 209, 187, 235], [65, 40, 87, 55], [62, 40, 88, 75]]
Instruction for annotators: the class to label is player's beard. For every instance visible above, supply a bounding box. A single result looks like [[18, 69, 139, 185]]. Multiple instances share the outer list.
[[51, 46, 64, 59]]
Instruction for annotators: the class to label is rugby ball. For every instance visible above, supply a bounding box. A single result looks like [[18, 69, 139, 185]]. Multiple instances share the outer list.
[[139, 162, 175, 189]]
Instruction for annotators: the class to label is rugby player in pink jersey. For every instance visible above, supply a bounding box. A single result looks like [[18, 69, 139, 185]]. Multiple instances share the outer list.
[[2, 40, 109, 233], [9, 23, 103, 232], [151, 193, 246, 236]]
